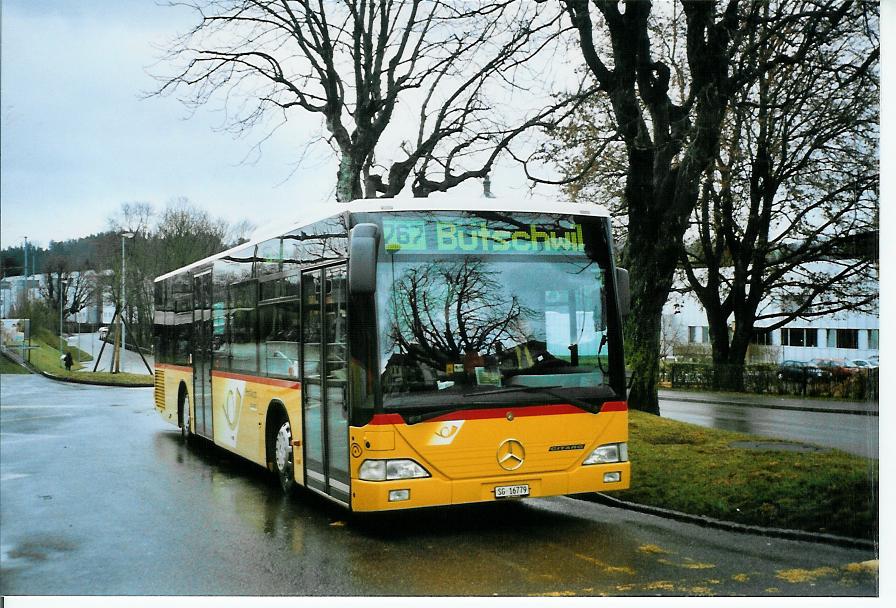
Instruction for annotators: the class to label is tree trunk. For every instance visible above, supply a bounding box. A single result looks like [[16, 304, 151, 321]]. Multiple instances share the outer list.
[[707, 311, 739, 391], [625, 305, 662, 415], [624, 239, 676, 416], [335, 154, 364, 202], [713, 356, 745, 392]]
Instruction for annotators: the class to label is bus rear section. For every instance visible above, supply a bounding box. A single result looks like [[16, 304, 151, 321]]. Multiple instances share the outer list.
[[349, 403, 629, 511]]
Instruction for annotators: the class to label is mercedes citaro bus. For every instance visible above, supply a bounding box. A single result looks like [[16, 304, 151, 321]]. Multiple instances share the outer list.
[[153, 198, 631, 511]]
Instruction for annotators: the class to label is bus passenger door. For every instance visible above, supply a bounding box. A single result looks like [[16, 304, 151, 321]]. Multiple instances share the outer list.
[[192, 270, 213, 439], [301, 265, 350, 504]]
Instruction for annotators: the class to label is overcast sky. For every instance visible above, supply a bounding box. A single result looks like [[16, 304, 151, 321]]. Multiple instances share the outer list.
[[4, 1, 891, 254], [1, 0, 536, 251]]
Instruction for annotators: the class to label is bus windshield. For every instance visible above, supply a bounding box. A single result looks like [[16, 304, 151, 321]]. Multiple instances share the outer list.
[[366, 211, 619, 413]]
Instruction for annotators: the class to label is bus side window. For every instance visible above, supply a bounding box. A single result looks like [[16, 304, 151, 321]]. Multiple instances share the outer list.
[[228, 280, 258, 373], [259, 299, 299, 379]]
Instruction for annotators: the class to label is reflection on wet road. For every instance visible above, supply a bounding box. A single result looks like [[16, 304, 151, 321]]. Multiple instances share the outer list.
[[0, 375, 878, 596], [659, 398, 878, 458]]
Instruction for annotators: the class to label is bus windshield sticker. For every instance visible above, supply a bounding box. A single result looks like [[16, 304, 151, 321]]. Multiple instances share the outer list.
[[474, 366, 502, 387]]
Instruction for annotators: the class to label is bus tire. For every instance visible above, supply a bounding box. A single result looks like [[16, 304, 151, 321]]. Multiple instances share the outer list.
[[274, 418, 295, 493], [179, 385, 191, 442]]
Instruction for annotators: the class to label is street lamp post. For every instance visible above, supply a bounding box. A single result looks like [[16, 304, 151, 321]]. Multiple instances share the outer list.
[[22, 236, 30, 362], [23, 236, 28, 306], [59, 279, 68, 366], [118, 232, 135, 373]]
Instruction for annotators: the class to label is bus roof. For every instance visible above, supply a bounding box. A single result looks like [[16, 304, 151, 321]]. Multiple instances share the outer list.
[[154, 197, 611, 282]]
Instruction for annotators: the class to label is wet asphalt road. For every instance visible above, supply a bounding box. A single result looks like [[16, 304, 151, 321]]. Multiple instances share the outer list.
[[0, 374, 879, 597], [659, 396, 879, 459]]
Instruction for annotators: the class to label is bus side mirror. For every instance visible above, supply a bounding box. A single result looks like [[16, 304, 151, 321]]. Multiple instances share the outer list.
[[616, 267, 630, 318], [349, 223, 380, 295]]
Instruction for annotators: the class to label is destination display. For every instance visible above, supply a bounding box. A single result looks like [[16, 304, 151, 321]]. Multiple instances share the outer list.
[[382, 218, 586, 255]]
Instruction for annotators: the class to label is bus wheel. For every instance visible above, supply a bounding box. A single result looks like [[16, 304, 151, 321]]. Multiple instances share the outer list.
[[274, 419, 295, 493], [180, 389, 191, 442]]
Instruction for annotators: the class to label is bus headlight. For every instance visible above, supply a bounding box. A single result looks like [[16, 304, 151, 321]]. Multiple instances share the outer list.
[[359, 459, 430, 481], [583, 442, 628, 465]]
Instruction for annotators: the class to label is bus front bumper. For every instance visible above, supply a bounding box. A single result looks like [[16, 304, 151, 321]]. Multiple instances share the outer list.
[[350, 461, 630, 512]]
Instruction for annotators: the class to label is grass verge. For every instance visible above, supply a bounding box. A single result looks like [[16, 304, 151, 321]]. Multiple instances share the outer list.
[[1, 351, 30, 374], [33, 328, 93, 362], [23, 338, 153, 387], [615, 410, 878, 540]]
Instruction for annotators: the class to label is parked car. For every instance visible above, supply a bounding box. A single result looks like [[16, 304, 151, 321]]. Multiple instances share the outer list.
[[777, 360, 826, 382], [846, 358, 878, 370], [868, 355, 879, 366], [808, 358, 853, 379], [98, 326, 109, 340]]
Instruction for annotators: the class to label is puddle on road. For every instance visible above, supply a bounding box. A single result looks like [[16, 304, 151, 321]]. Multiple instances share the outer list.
[[1, 536, 77, 568], [0, 473, 29, 482]]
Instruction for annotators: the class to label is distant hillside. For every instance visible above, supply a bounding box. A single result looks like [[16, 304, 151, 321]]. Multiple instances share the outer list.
[[1, 232, 116, 277]]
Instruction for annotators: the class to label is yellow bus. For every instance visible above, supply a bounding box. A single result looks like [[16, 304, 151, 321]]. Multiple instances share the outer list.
[[153, 199, 631, 511]]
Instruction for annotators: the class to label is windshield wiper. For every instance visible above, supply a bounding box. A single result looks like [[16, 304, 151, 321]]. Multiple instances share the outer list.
[[465, 385, 562, 396], [405, 400, 516, 425], [405, 386, 601, 425], [465, 385, 601, 413]]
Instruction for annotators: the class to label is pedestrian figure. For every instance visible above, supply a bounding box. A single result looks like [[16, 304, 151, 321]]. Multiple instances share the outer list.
[[64, 351, 73, 372]]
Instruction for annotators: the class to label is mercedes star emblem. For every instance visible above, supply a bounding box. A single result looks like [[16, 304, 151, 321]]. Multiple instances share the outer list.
[[497, 439, 526, 471]]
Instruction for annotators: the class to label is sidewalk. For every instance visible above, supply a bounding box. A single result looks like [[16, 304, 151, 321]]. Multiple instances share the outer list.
[[658, 388, 878, 416], [67, 331, 153, 375]]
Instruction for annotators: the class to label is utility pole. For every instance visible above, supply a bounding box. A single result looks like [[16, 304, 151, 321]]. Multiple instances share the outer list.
[[117, 232, 134, 373], [23, 236, 30, 363], [59, 279, 67, 365], [22, 236, 28, 305]]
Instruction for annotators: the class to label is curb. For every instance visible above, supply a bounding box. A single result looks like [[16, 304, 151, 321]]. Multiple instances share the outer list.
[[659, 393, 878, 417], [3, 353, 153, 388], [576, 492, 877, 551], [37, 369, 154, 388]]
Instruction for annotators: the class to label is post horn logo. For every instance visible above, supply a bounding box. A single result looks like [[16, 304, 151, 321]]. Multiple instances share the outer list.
[[437, 424, 459, 439], [497, 439, 525, 471], [224, 388, 241, 430]]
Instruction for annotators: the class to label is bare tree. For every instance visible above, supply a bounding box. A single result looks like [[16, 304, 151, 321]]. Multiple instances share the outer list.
[[554, 0, 863, 414], [680, 0, 878, 388], [39, 255, 96, 330], [154, 0, 585, 202], [95, 199, 252, 350], [559, 0, 746, 414], [153, 198, 231, 273], [107, 202, 155, 236]]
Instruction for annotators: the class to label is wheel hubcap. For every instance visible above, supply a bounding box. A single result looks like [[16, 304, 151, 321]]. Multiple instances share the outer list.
[[275, 422, 291, 471]]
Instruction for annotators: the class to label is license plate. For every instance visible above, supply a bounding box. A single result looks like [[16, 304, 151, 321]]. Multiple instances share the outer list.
[[495, 484, 530, 499]]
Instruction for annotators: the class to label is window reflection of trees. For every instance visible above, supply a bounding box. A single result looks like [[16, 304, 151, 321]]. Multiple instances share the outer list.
[[388, 256, 533, 371]]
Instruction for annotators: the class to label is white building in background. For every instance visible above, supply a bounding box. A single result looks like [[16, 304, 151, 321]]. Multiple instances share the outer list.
[[0, 272, 115, 325], [0, 275, 41, 318], [662, 289, 879, 364]]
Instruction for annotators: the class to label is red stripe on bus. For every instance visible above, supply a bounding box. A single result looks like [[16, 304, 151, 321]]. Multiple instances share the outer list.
[[369, 413, 407, 425], [599, 401, 628, 412], [426, 404, 585, 422], [369, 401, 627, 426], [155, 363, 193, 374], [211, 370, 300, 390]]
